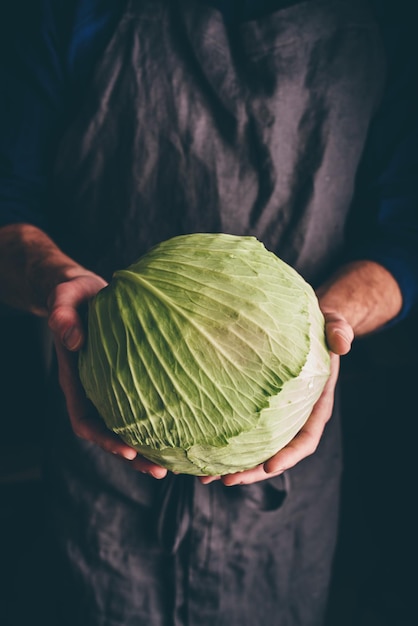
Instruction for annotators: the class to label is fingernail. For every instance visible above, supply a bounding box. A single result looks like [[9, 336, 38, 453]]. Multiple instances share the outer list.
[[149, 470, 164, 479], [63, 326, 80, 350], [122, 449, 137, 461]]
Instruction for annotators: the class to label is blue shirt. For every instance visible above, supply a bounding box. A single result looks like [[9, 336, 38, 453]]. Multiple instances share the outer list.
[[1, 0, 418, 319]]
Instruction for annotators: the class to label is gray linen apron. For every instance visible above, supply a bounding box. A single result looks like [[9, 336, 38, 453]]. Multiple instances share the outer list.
[[44, 1, 385, 624]]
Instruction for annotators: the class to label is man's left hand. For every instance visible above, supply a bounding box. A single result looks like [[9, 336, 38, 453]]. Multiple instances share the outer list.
[[199, 311, 353, 486]]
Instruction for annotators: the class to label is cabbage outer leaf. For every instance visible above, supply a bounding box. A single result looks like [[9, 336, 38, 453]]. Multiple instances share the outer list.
[[79, 234, 330, 475]]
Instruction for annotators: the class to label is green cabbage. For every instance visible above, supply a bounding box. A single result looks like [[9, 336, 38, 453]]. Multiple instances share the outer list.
[[78, 233, 330, 475]]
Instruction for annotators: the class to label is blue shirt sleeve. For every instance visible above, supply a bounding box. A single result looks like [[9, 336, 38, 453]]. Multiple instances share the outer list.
[[1, 0, 418, 319], [345, 4, 418, 320], [0, 0, 123, 230], [0, 2, 66, 229]]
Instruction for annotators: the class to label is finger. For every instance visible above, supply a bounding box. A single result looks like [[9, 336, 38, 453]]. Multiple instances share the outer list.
[[322, 311, 354, 355], [264, 353, 340, 474], [199, 475, 221, 485], [49, 305, 84, 351], [54, 336, 89, 420], [129, 456, 168, 479], [54, 337, 137, 460], [48, 275, 107, 350], [263, 421, 324, 476], [75, 411, 138, 460], [221, 465, 278, 486]]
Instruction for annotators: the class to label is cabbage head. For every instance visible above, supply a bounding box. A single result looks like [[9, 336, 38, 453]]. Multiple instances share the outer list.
[[78, 233, 330, 475]]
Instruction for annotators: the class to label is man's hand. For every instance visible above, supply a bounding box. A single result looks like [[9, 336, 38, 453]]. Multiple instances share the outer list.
[[0, 224, 403, 485], [200, 259, 403, 487], [48, 274, 168, 478], [0, 225, 164, 472], [200, 311, 353, 486]]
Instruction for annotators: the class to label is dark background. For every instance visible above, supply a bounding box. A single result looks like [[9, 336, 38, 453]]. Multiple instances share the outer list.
[[1, 307, 417, 625], [1, 1, 417, 622]]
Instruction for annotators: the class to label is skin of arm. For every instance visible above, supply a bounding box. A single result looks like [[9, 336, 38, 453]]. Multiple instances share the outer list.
[[0, 223, 403, 484]]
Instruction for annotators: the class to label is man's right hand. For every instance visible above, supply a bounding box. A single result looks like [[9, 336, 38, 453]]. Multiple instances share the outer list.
[[47, 274, 169, 478], [0, 224, 167, 478]]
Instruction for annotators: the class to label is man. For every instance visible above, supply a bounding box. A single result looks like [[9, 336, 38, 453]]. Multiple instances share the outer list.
[[1, 1, 417, 624]]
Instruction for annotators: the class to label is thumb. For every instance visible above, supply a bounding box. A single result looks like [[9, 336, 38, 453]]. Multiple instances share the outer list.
[[48, 299, 84, 351], [322, 310, 354, 356], [47, 275, 107, 351]]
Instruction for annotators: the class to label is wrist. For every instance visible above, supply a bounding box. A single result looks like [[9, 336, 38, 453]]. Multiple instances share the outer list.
[[0, 223, 96, 316], [317, 260, 403, 337]]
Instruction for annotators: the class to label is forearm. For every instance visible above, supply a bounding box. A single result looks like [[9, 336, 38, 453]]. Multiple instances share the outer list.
[[317, 260, 403, 338], [0, 223, 92, 316]]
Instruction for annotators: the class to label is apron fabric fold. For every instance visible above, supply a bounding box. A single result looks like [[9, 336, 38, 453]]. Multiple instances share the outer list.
[[44, 1, 385, 623]]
